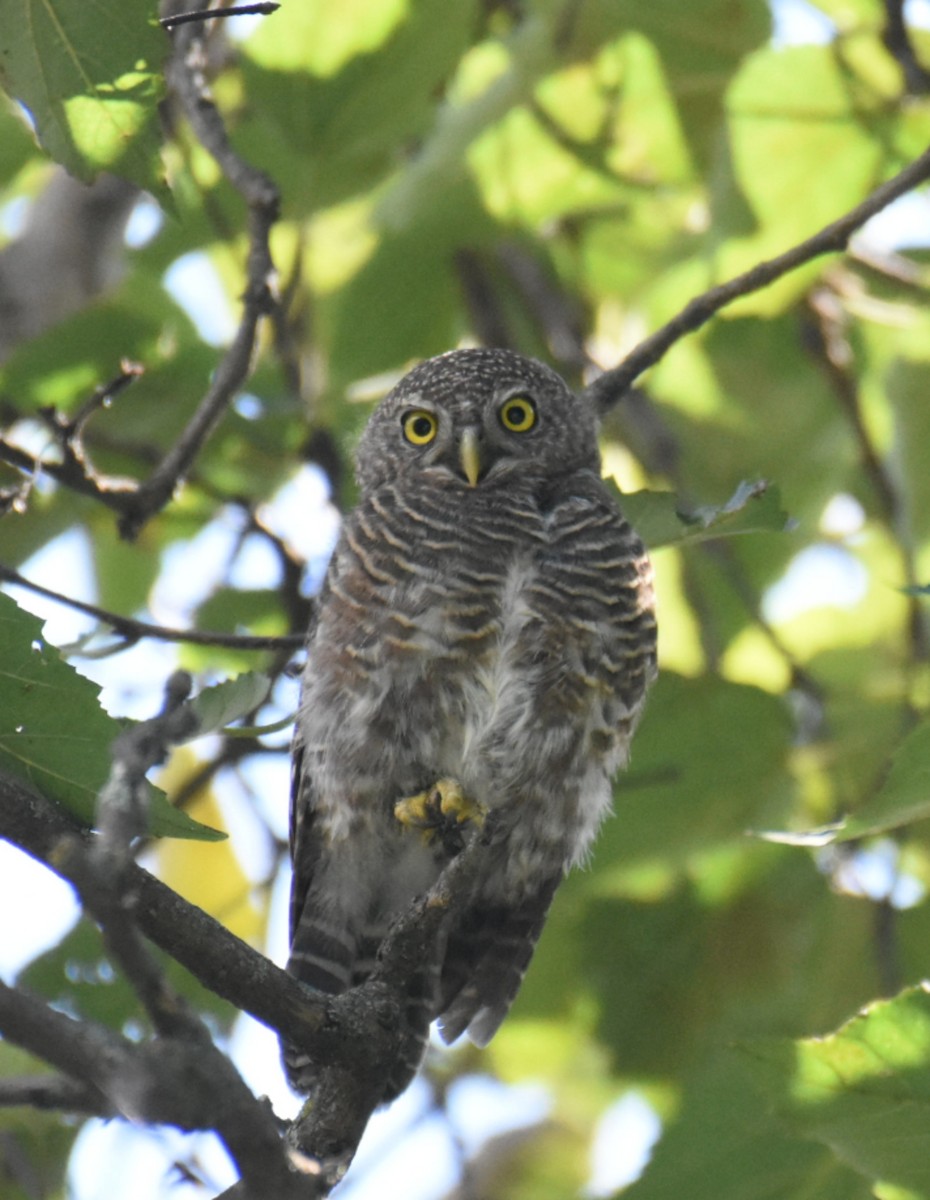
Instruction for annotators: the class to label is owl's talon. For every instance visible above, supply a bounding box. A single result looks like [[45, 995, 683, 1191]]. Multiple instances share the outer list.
[[394, 779, 486, 851]]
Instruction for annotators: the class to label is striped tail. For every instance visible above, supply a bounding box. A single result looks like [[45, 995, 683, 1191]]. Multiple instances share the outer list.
[[283, 913, 442, 1101], [437, 876, 561, 1047]]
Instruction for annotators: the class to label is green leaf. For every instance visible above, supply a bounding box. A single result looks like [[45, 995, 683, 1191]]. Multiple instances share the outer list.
[[626, 1050, 874, 1200], [598, 672, 794, 869], [719, 42, 887, 309], [616, 480, 790, 550], [762, 721, 930, 846], [186, 672, 272, 736], [0, 592, 222, 841], [238, 0, 479, 215], [743, 986, 930, 1195], [326, 175, 493, 384], [0, 0, 167, 193]]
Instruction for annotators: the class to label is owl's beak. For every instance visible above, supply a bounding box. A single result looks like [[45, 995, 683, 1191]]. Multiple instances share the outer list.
[[459, 427, 482, 486]]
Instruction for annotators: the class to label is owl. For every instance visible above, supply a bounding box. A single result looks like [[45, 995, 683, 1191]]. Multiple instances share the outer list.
[[284, 347, 656, 1099]]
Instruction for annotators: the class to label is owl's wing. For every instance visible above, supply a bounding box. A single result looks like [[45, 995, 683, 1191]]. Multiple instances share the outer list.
[[436, 873, 561, 1046], [288, 735, 367, 1005], [287, 732, 317, 952]]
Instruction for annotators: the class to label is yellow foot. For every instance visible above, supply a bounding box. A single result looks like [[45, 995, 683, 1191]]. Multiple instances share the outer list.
[[394, 778, 486, 851]]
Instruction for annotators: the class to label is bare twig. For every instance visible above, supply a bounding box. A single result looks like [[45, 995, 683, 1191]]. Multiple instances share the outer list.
[[0, 362, 146, 514], [805, 288, 899, 522], [804, 286, 930, 665], [116, 22, 280, 539], [61, 361, 145, 435], [161, 2, 280, 28], [94, 671, 197, 862], [0, 431, 137, 512], [0, 562, 306, 651], [882, 0, 930, 94], [0, 1074, 113, 1116], [585, 143, 930, 412]]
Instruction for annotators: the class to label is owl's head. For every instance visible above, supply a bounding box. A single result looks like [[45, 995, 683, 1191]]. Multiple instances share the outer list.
[[355, 348, 600, 493]]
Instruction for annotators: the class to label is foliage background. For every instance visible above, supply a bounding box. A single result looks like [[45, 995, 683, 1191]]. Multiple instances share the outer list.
[[3, 0, 930, 1196]]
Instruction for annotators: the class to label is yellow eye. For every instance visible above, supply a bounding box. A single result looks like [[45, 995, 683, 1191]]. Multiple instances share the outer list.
[[499, 396, 537, 433], [402, 409, 438, 445]]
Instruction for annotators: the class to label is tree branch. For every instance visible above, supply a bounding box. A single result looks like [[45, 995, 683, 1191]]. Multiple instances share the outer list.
[[585, 143, 930, 412], [0, 1074, 113, 1116], [0, 165, 274, 542], [37, 680, 304, 1198], [0, 977, 301, 1198], [882, 0, 930, 95], [0, 562, 305, 651], [161, 3, 280, 29], [0, 771, 491, 1194], [114, 19, 280, 540]]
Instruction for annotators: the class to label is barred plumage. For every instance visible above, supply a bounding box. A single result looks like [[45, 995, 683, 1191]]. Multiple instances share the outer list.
[[284, 348, 656, 1099]]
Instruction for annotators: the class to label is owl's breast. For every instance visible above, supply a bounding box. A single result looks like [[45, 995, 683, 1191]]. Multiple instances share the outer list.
[[374, 495, 547, 782], [299, 483, 545, 802]]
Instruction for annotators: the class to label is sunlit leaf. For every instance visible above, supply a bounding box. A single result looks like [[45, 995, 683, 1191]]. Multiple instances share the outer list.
[[598, 672, 794, 869], [625, 1050, 874, 1200], [615, 480, 789, 550], [762, 721, 930, 846], [743, 986, 930, 1195], [0, 0, 166, 192]]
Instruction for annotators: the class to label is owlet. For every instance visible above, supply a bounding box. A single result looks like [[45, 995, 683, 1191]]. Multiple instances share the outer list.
[[284, 347, 656, 1098]]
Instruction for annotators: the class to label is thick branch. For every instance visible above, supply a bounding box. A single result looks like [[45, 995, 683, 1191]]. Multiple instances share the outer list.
[[585, 143, 930, 411], [0, 978, 304, 1200], [0, 775, 317, 1041], [1, 772, 490, 1192], [9, 676, 304, 1200]]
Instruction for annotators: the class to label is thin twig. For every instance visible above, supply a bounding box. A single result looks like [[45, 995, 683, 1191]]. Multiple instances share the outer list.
[[161, 2, 280, 28], [0, 433, 137, 512], [805, 288, 899, 522], [585, 143, 930, 411], [0, 363, 146, 513], [0, 562, 306, 651], [882, 0, 930, 94], [65, 361, 145, 434], [804, 286, 929, 665], [117, 22, 281, 539], [0, 1074, 113, 1116]]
